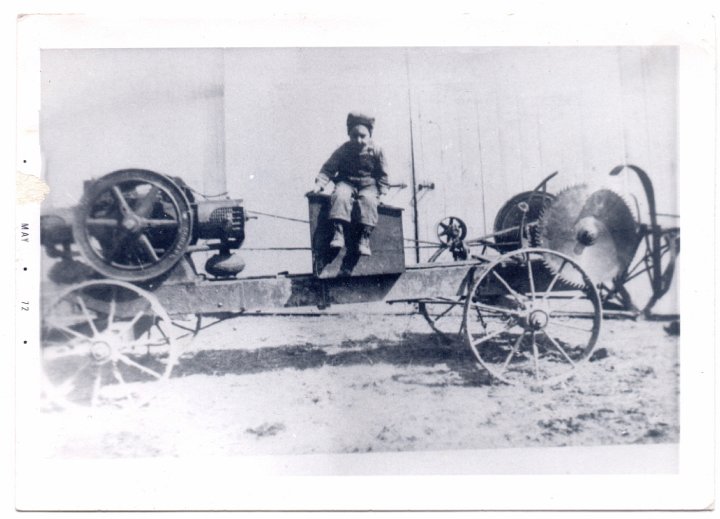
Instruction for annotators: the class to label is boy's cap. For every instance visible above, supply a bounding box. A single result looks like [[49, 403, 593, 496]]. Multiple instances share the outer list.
[[347, 112, 375, 134]]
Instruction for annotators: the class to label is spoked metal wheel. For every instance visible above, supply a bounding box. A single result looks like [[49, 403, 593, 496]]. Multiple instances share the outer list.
[[41, 280, 183, 410], [418, 298, 465, 339], [166, 313, 203, 349], [73, 169, 193, 282], [436, 216, 467, 246], [463, 248, 602, 386], [429, 216, 469, 263]]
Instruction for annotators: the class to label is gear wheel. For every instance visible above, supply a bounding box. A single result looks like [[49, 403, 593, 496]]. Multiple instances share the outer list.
[[493, 190, 555, 253], [536, 184, 639, 287]]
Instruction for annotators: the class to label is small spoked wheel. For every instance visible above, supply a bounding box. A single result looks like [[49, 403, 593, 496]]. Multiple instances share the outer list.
[[436, 216, 467, 246], [419, 299, 465, 339], [463, 248, 602, 386], [430, 216, 469, 262], [41, 280, 183, 410]]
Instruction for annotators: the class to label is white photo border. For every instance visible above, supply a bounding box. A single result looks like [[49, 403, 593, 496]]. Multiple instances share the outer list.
[[11, 2, 716, 511]]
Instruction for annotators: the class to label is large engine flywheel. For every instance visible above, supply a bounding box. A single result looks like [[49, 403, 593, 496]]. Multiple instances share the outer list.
[[73, 169, 194, 282], [536, 184, 640, 287]]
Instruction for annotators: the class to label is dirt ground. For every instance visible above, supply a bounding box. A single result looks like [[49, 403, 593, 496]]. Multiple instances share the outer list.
[[35, 307, 679, 459]]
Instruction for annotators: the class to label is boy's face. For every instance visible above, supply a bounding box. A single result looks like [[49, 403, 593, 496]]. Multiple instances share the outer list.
[[348, 125, 371, 151]]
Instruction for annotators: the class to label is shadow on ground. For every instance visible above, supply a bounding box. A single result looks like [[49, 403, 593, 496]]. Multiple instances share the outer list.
[[174, 332, 495, 387]]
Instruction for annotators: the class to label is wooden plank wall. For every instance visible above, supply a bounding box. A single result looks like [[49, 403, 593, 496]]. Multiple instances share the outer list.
[[405, 47, 677, 262], [40, 47, 677, 310]]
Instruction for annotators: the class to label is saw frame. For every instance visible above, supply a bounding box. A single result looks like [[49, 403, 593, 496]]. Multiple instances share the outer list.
[[430, 164, 679, 317]]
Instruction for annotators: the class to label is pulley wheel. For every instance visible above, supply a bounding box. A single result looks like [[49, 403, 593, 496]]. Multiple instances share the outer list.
[[73, 169, 193, 282], [436, 216, 467, 246]]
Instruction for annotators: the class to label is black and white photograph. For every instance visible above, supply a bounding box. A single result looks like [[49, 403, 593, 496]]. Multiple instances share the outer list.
[[11, 6, 716, 513]]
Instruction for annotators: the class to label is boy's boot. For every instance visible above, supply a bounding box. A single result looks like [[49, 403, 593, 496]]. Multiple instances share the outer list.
[[358, 225, 374, 256], [330, 220, 345, 249]]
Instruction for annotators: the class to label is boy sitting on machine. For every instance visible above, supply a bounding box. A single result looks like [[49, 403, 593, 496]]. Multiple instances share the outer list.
[[311, 112, 390, 256]]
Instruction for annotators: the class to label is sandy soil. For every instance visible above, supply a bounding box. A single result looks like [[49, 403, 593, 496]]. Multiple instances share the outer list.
[[35, 306, 679, 459]]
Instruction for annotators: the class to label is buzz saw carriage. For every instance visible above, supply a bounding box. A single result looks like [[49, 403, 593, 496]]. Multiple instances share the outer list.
[[40, 164, 679, 408]]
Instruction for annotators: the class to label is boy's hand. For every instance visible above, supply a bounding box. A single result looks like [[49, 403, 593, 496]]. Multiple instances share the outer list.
[[307, 181, 324, 196]]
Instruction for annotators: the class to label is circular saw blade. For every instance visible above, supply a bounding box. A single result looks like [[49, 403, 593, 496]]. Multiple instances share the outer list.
[[537, 184, 639, 287]]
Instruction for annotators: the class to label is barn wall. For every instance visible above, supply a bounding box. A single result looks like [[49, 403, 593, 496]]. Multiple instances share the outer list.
[[40, 47, 677, 309], [222, 48, 413, 275], [406, 47, 677, 261], [40, 48, 226, 206]]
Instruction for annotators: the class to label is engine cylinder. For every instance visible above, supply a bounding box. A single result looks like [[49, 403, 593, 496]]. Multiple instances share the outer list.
[[195, 199, 245, 246]]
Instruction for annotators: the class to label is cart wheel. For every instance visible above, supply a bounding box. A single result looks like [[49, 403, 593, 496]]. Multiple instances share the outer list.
[[41, 280, 182, 410], [463, 248, 602, 386], [419, 300, 465, 339]]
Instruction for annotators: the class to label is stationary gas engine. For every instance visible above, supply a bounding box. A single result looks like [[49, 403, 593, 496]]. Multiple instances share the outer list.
[[41, 169, 247, 282]]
